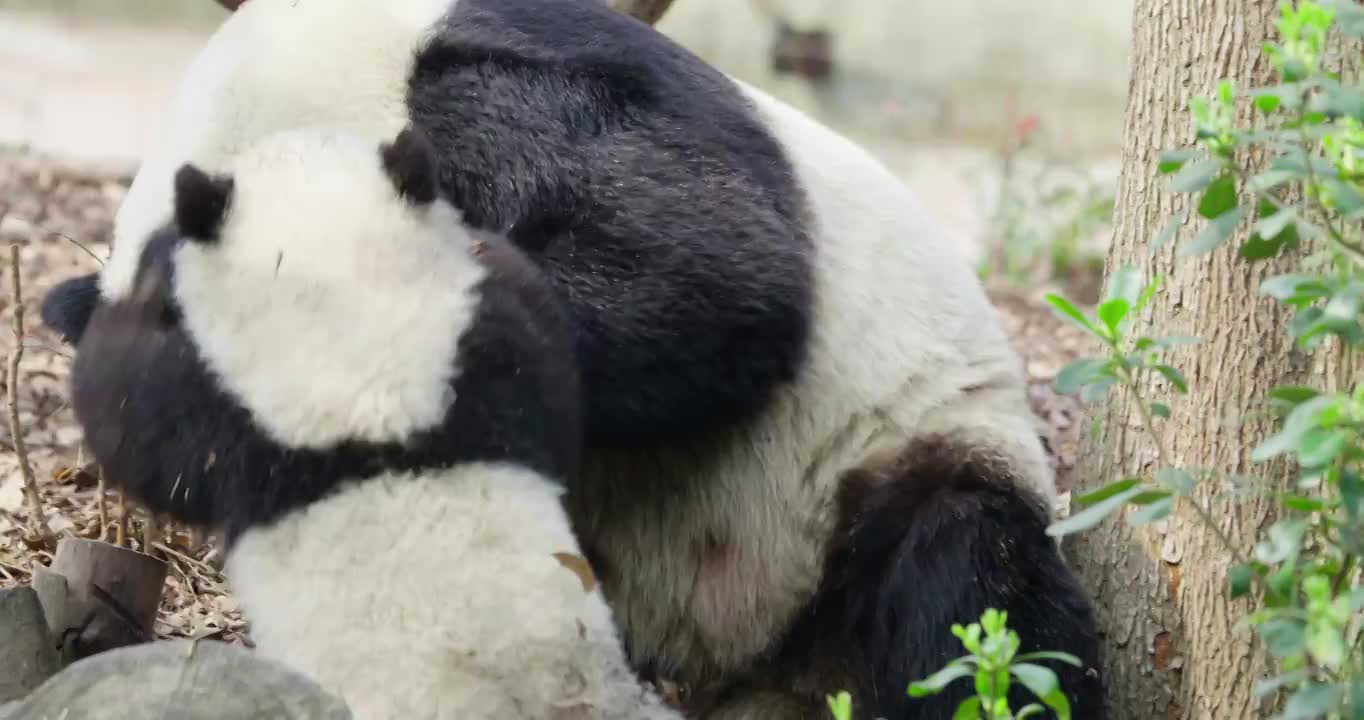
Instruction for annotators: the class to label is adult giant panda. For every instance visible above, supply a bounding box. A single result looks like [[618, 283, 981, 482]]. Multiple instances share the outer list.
[[42, 0, 1106, 717], [67, 123, 684, 720]]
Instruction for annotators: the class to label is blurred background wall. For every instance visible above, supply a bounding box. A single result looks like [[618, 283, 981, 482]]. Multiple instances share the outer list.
[[0, 0, 1133, 285]]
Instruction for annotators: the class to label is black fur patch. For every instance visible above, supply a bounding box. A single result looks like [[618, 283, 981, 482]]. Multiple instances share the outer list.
[[405, 0, 815, 449], [46, 0, 816, 451], [173, 164, 234, 243], [40, 272, 101, 344], [69, 229, 582, 545], [709, 438, 1106, 720], [379, 126, 439, 205]]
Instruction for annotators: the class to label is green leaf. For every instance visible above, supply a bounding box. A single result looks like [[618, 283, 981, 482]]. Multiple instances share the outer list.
[[1269, 560, 1300, 600], [1182, 206, 1246, 256], [950, 697, 981, 720], [1129, 490, 1174, 505], [908, 665, 974, 697], [1013, 651, 1084, 667], [1349, 679, 1364, 720], [1340, 469, 1363, 519], [1297, 428, 1348, 468], [1272, 153, 1339, 179], [1261, 618, 1307, 658], [1255, 92, 1282, 113], [1127, 496, 1174, 526], [1269, 386, 1320, 405], [1253, 669, 1309, 699], [1156, 468, 1195, 494], [1105, 265, 1143, 306], [1154, 364, 1189, 394], [1198, 174, 1238, 219], [1280, 495, 1326, 512], [1229, 564, 1254, 598], [1290, 307, 1326, 345], [1047, 487, 1143, 537], [1330, 0, 1364, 39], [1073, 478, 1141, 506], [1251, 396, 1335, 462], [1324, 179, 1364, 218], [1255, 518, 1309, 565], [1281, 682, 1341, 719], [1242, 204, 1300, 260], [1010, 663, 1072, 720], [1170, 159, 1225, 193], [1311, 282, 1364, 344], [1322, 82, 1364, 122], [1151, 402, 1171, 419], [1157, 149, 1196, 174], [1097, 299, 1130, 336], [1080, 377, 1117, 404], [1150, 210, 1187, 250], [1261, 274, 1315, 300], [1134, 276, 1163, 312], [1247, 170, 1297, 193], [1044, 294, 1102, 338], [826, 691, 853, 720], [1055, 358, 1112, 395], [1306, 624, 1347, 669]]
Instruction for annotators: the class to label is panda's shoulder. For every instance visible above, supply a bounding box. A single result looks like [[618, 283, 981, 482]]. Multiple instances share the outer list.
[[426, 0, 767, 128]]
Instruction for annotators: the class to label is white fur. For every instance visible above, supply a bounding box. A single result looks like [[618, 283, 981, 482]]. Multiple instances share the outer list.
[[173, 127, 485, 448], [226, 462, 682, 720], [102, 0, 456, 303]]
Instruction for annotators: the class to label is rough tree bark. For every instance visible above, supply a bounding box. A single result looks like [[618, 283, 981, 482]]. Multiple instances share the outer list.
[[608, 0, 677, 25], [1066, 2, 1362, 718]]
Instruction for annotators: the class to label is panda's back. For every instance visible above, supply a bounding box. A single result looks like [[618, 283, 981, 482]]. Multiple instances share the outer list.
[[568, 80, 1051, 688]]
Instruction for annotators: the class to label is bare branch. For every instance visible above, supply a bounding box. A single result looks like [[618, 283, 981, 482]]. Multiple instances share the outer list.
[[608, 0, 676, 25], [96, 467, 109, 542], [5, 240, 50, 538]]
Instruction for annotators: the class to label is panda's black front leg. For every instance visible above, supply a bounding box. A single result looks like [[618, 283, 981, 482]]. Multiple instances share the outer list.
[[67, 267, 229, 530]]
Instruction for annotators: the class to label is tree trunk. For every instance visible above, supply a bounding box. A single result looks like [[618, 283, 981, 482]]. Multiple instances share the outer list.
[[608, 0, 676, 25], [1065, 1, 1362, 719]]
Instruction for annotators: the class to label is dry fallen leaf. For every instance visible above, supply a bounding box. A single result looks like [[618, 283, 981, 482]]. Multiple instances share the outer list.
[[552, 551, 597, 593]]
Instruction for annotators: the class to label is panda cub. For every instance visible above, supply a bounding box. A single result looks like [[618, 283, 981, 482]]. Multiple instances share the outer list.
[[66, 125, 682, 720]]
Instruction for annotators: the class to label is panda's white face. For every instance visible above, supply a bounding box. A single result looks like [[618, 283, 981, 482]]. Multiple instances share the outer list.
[[169, 127, 485, 449], [66, 126, 490, 532], [99, 0, 460, 305]]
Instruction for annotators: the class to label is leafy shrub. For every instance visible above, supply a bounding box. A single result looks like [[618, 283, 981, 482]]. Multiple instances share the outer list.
[[1045, 2, 1364, 717]]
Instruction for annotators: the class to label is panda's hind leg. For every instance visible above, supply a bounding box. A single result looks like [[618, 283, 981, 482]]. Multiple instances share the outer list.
[[721, 436, 1107, 720]]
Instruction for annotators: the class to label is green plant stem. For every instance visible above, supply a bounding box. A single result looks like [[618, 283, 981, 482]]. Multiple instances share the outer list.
[[1296, 119, 1364, 267], [1120, 366, 1262, 575]]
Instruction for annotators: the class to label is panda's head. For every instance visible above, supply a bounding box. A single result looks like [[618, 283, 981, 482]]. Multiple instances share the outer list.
[[68, 125, 581, 542]]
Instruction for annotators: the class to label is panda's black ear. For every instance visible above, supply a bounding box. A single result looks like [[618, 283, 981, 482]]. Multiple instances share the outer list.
[[173, 164, 234, 243], [379, 126, 438, 206]]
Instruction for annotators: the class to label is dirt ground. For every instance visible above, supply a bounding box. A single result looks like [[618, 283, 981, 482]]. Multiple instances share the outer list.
[[0, 148, 1098, 647]]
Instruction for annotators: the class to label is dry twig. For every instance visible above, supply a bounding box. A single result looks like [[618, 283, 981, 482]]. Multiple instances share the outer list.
[[115, 493, 128, 548], [6, 240, 50, 538], [142, 512, 161, 559], [96, 467, 109, 542]]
